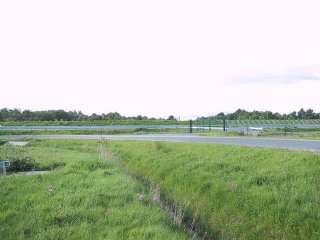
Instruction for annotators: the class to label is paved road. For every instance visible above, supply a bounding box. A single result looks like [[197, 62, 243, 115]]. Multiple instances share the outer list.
[[1, 134, 320, 152]]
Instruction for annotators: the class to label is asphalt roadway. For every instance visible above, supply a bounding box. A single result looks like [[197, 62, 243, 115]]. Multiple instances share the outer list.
[[2, 134, 320, 152]]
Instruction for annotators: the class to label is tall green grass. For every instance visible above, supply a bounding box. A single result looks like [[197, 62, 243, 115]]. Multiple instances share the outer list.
[[0, 140, 191, 240], [108, 141, 320, 239]]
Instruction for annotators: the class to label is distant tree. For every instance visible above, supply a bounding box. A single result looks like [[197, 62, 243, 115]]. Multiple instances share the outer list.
[[0, 113, 3, 122], [21, 110, 33, 121], [288, 111, 297, 120], [10, 108, 22, 121], [305, 109, 315, 119], [298, 108, 305, 119], [262, 111, 273, 120], [236, 109, 249, 120], [105, 112, 122, 120], [0, 108, 9, 121], [67, 110, 79, 121], [54, 110, 71, 121], [167, 115, 176, 121], [216, 112, 225, 120], [249, 110, 260, 120], [228, 109, 243, 120], [90, 113, 102, 121], [39, 111, 52, 121], [273, 112, 282, 120]]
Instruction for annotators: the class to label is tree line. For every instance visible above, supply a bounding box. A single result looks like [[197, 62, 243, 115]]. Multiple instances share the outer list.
[[1, 108, 319, 123], [0, 108, 176, 122], [205, 108, 320, 121]]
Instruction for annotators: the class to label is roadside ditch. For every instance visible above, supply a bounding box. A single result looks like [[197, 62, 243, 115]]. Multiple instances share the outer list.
[[97, 140, 212, 240]]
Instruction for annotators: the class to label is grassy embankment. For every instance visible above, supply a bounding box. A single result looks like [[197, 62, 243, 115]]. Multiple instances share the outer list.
[[0, 128, 187, 136], [0, 140, 191, 240], [0, 120, 188, 135], [263, 127, 320, 139], [199, 127, 320, 140], [0, 120, 187, 126], [108, 140, 320, 239]]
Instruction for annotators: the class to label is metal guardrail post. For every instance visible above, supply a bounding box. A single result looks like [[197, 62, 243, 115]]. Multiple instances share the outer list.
[[202, 119, 205, 132], [284, 124, 287, 136], [189, 120, 193, 133], [0, 161, 10, 176]]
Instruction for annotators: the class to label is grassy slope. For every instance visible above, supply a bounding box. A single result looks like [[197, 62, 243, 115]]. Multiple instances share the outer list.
[[200, 130, 320, 140], [0, 140, 190, 240], [108, 140, 320, 239], [0, 120, 186, 126], [0, 128, 186, 136]]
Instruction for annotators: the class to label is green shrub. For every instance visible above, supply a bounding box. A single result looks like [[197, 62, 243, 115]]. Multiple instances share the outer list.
[[0, 146, 39, 172], [8, 156, 39, 172]]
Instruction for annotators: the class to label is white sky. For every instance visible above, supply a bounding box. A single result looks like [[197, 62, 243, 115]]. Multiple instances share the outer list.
[[1, 0, 320, 118]]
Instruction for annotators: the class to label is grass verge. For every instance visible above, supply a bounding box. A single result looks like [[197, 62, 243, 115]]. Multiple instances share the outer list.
[[108, 140, 320, 239], [0, 140, 191, 240], [200, 130, 320, 140]]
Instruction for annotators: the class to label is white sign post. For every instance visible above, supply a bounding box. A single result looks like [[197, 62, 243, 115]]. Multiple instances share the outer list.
[[0, 161, 10, 175]]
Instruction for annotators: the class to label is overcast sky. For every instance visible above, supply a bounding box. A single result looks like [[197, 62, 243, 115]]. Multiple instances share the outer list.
[[1, 0, 320, 118]]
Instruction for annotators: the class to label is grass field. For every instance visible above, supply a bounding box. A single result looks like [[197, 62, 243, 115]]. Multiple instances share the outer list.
[[108, 140, 320, 239], [1, 139, 320, 239], [0, 140, 191, 240]]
